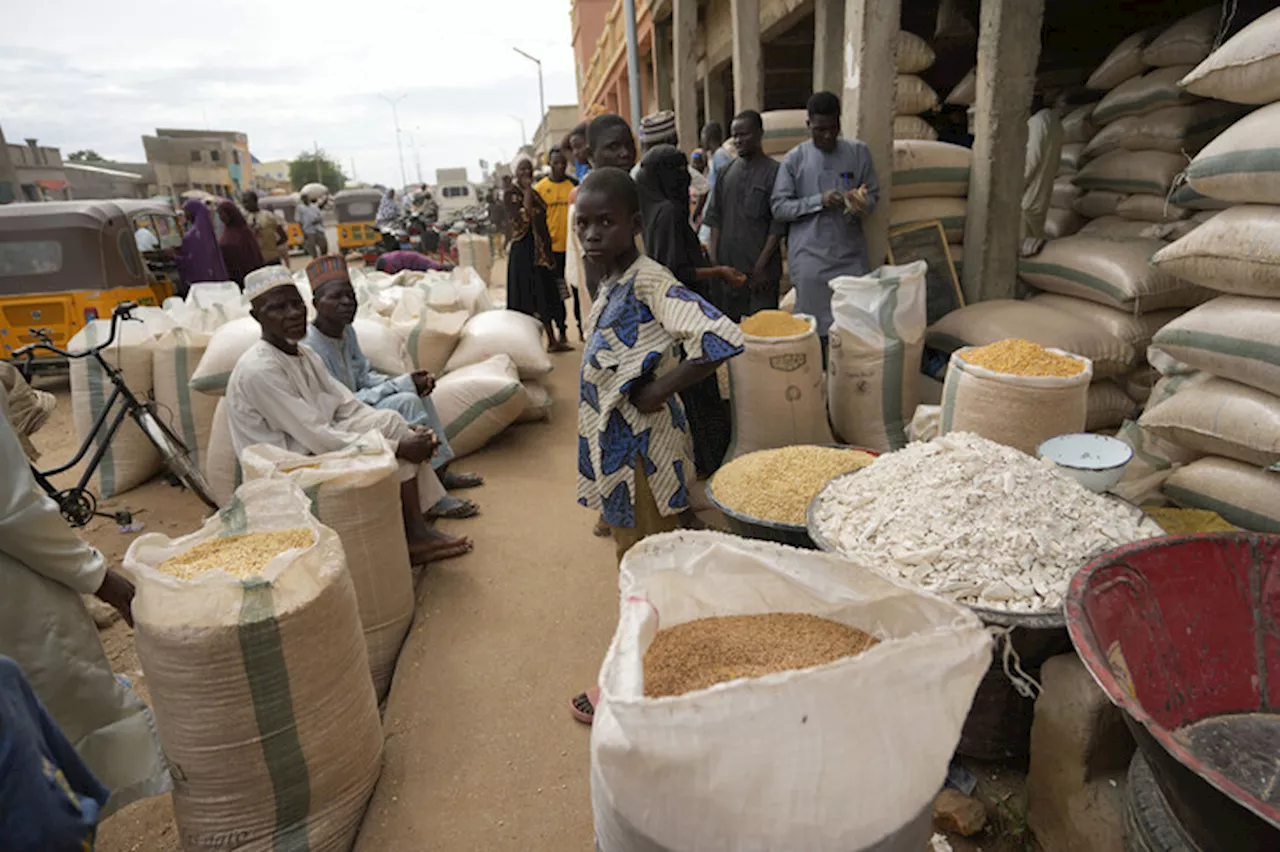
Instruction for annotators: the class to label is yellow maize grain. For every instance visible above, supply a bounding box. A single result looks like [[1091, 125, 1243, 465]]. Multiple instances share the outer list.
[[711, 445, 876, 525], [740, 310, 809, 338], [960, 338, 1086, 378], [1141, 506, 1237, 535], [157, 529, 314, 581]]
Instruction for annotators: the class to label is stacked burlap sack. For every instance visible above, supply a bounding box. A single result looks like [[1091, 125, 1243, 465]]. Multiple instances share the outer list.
[[888, 140, 970, 267], [1108, 10, 1280, 531], [1043, 100, 1096, 239]]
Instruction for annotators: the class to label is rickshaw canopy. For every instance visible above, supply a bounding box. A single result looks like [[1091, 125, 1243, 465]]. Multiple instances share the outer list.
[[0, 200, 148, 295], [333, 189, 382, 223]]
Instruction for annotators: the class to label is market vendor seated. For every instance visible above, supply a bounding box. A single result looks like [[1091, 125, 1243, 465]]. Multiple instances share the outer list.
[[226, 265, 473, 563], [373, 250, 454, 275], [303, 254, 483, 520]]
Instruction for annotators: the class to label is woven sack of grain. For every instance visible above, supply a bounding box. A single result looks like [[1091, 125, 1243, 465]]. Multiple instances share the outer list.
[[1077, 215, 1169, 240], [889, 141, 971, 199], [1185, 102, 1280, 204], [153, 328, 218, 473], [940, 346, 1092, 454], [124, 479, 383, 851], [1044, 208, 1086, 239], [1073, 149, 1185, 196], [1151, 206, 1280, 297], [1027, 293, 1182, 354], [1087, 379, 1139, 431], [895, 75, 939, 116], [419, 267, 496, 317], [592, 531, 990, 852], [1142, 7, 1220, 68], [352, 316, 411, 375], [945, 68, 976, 106], [390, 299, 468, 375], [897, 31, 936, 74], [761, 110, 808, 157], [431, 354, 527, 458], [202, 399, 240, 507], [1150, 296, 1280, 397], [189, 316, 261, 396], [1072, 191, 1127, 220], [927, 299, 1136, 378], [890, 197, 966, 243], [164, 282, 249, 333], [1087, 30, 1155, 90], [1168, 179, 1233, 211], [1017, 236, 1208, 312], [516, 380, 553, 423], [1115, 193, 1190, 223], [1062, 103, 1099, 143], [69, 319, 161, 498], [1140, 376, 1280, 467], [1181, 8, 1280, 104], [892, 116, 939, 141], [1059, 143, 1085, 174], [1164, 457, 1280, 533], [444, 309, 552, 378], [1051, 177, 1083, 208], [1091, 66, 1197, 125], [1084, 103, 1247, 158], [455, 233, 493, 286], [827, 261, 927, 452], [1110, 418, 1202, 505], [725, 314, 833, 460]]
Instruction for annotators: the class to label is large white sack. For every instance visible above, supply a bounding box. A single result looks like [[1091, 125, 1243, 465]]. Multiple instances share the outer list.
[[1091, 66, 1197, 125], [69, 319, 162, 498], [592, 531, 990, 852], [1181, 8, 1280, 104], [945, 68, 975, 106], [202, 399, 240, 507], [432, 354, 528, 458], [390, 299, 467, 375], [189, 316, 261, 396], [889, 197, 967, 243], [125, 479, 383, 851], [166, 282, 249, 333], [153, 328, 218, 473], [895, 74, 939, 115], [241, 433, 414, 700], [761, 109, 808, 158], [1141, 7, 1220, 67], [897, 31, 936, 74], [1164, 457, 1280, 533], [1140, 375, 1280, 468], [444, 309, 553, 379], [1087, 30, 1155, 90], [516, 380, 553, 424], [1017, 235, 1209, 313], [889, 141, 971, 199], [351, 316, 412, 375], [1150, 295, 1280, 398], [1185, 102, 1280, 205], [1151, 205, 1280, 298]]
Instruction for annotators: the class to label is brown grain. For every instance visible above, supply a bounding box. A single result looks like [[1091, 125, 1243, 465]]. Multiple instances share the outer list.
[[959, 338, 1086, 377], [157, 528, 314, 580], [711, 445, 876, 525], [740, 310, 810, 338]]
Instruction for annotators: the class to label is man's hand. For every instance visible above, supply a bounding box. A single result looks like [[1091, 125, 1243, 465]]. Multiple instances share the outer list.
[[749, 263, 771, 294], [95, 569, 135, 628], [411, 370, 435, 396], [719, 267, 748, 288], [629, 377, 668, 414], [396, 430, 439, 465], [844, 185, 869, 214], [822, 189, 845, 209]]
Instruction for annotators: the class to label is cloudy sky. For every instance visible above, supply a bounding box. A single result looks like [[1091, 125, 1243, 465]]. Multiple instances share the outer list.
[[1, 0, 579, 186]]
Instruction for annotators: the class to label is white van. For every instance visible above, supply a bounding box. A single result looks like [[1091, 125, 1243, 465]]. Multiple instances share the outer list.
[[436, 167, 477, 222]]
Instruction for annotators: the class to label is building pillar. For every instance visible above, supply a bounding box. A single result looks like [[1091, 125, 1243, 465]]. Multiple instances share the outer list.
[[673, 0, 699, 150], [961, 0, 1045, 302], [731, 0, 763, 113], [654, 19, 674, 112], [842, 0, 899, 268], [813, 0, 844, 94], [704, 69, 728, 134]]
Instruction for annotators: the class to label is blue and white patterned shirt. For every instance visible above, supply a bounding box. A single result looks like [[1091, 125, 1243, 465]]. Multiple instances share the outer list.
[[577, 255, 745, 527]]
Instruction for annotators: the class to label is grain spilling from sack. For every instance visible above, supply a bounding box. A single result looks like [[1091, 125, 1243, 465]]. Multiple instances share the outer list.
[[711, 446, 875, 525], [1143, 506, 1236, 535], [959, 339, 1086, 377], [156, 529, 313, 580], [643, 613, 880, 698], [740, 310, 809, 337]]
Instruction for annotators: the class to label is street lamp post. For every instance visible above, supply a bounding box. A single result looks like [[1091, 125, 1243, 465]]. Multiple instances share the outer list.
[[378, 92, 409, 189], [512, 47, 547, 159], [410, 128, 424, 185]]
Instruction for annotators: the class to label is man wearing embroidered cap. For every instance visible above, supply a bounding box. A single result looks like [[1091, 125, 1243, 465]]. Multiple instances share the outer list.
[[226, 265, 473, 563]]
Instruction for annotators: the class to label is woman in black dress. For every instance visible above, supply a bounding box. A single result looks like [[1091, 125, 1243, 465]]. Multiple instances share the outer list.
[[505, 157, 572, 352]]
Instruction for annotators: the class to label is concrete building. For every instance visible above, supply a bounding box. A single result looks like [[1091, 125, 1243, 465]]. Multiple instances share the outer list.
[[531, 104, 583, 162], [4, 135, 71, 201], [63, 161, 149, 200], [253, 158, 292, 194], [143, 128, 252, 198]]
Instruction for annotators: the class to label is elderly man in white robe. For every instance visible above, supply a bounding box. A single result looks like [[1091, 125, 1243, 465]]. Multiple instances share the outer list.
[[0, 384, 171, 819], [226, 266, 473, 563]]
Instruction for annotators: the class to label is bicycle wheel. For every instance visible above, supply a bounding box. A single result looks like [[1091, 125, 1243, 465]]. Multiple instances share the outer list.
[[135, 408, 222, 512]]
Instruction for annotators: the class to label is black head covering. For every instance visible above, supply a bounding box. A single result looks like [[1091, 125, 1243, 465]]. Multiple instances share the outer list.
[[635, 145, 702, 289]]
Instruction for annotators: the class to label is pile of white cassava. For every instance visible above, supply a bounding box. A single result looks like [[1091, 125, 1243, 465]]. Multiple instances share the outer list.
[[812, 432, 1162, 613]]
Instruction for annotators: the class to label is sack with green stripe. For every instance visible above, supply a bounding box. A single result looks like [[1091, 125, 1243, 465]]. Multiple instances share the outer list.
[[1149, 295, 1280, 397], [1110, 418, 1201, 506], [241, 433, 414, 700], [1017, 235, 1209, 312], [189, 316, 261, 397], [1073, 149, 1185, 195], [827, 261, 926, 453], [1179, 8, 1280, 106], [203, 399, 241, 507], [889, 197, 967, 243], [431, 354, 528, 458], [1141, 7, 1218, 67], [1184, 101, 1280, 204], [1140, 375, 1280, 468], [1150, 205, 1280, 297], [153, 329, 218, 473], [1083, 102, 1249, 158], [1086, 30, 1154, 91], [390, 298, 467, 375], [1092, 65, 1196, 125], [125, 478, 384, 851], [444, 309, 553, 379], [1163, 457, 1280, 533], [69, 319, 162, 498], [761, 109, 808, 158], [889, 141, 970, 200]]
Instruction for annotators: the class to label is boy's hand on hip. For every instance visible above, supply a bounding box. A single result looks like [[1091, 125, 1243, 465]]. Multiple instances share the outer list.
[[629, 377, 668, 414]]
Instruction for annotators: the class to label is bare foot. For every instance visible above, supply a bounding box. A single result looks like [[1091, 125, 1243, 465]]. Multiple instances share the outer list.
[[408, 532, 473, 564]]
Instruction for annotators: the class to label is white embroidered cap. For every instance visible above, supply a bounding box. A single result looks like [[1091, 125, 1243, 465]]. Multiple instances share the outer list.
[[244, 265, 297, 302]]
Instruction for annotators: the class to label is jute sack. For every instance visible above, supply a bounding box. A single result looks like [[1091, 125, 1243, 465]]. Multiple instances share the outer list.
[[241, 434, 414, 700], [1062, 103, 1099, 143], [890, 197, 966, 243], [1091, 66, 1198, 125], [1150, 296, 1280, 397], [945, 68, 976, 106], [1151, 205, 1280, 297], [1059, 143, 1085, 173], [352, 316, 411, 375], [431, 354, 527, 458], [1115, 193, 1190, 223], [939, 347, 1093, 455], [153, 328, 218, 473], [516, 380, 553, 424], [203, 399, 241, 507], [390, 299, 467, 375], [1153, 213, 1212, 241], [1078, 215, 1169, 240], [1140, 376, 1280, 467], [455, 233, 493, 287], [890, 141, 971, 199], [592, 531, 990, 852], [725, 314, 833, 460], [69, 319, 161, 498], [1016, 235, 1209, 312], [1181, 8, 1280, 105], [827, 261, 927, 452], [1084, 103, 1248, 158], [761, 109, 808, 157], [189, 316, 261, 396], [1073, 149, 1185, 195], [444, 309, 552, 378], [1168, 178, 1233, 210], [1164, 457, 1280, 533], [125, 479, 383, 851], [895, 75, 939, 115], [1110, 418, 1201, 505], [1087, 380, 1138, 431], [1087, 30, 1155, 90], [1051, 177, 1083, 208], [1141, 7, 1220, 67], [898, 31, 936, 74], [1044, 208, 1086, 239], [927, 299, 1136, 378], [1073, 191, 1126, 219], [1185, 102, 1280, 204], [1027, 293, 1182, 354], [892, 116, 939, 141]]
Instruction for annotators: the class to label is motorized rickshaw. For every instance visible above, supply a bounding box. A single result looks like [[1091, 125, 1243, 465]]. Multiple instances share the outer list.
[[334, 188, 382, 251], [115, 199, 183, 292], [0, 200, 172, 363], [260, 194, 304, 253]]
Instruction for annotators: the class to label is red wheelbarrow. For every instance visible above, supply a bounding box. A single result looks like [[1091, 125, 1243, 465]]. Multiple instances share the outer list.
[[1065, 532, 1280, 851]]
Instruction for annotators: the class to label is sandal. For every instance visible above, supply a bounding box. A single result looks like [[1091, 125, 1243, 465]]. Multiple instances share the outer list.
[[442, 470, 484, 490], [427, 495, 480, 520], [570, 686, 600, 725]]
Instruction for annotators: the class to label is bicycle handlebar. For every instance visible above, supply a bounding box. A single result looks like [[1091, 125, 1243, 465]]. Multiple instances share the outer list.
[[10, 302, 139, 361]]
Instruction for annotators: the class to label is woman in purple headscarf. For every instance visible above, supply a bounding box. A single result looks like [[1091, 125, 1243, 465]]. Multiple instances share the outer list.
[[174, 199, 228, 295], [215, 199, 265, 289]]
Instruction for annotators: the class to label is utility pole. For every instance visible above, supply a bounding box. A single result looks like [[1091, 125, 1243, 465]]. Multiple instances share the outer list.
[[622, 0, 643, 130], [411, 128, 424, 184], [350, 156, 357, 182], [314, 141, 322, 183], [378, 92, 409, 189], [512, 47, 547, 159]]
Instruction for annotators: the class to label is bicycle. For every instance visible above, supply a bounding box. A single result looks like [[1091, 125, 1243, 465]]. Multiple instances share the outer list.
[[13, 302, 221, 527]]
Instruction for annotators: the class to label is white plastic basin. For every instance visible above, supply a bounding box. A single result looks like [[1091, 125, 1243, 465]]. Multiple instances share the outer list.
[[1037, 433, 1134, 493]]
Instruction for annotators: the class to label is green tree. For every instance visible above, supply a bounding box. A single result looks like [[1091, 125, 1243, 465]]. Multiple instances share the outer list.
[[289, 151, 347, 193], [68, 149, 106, 163]]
